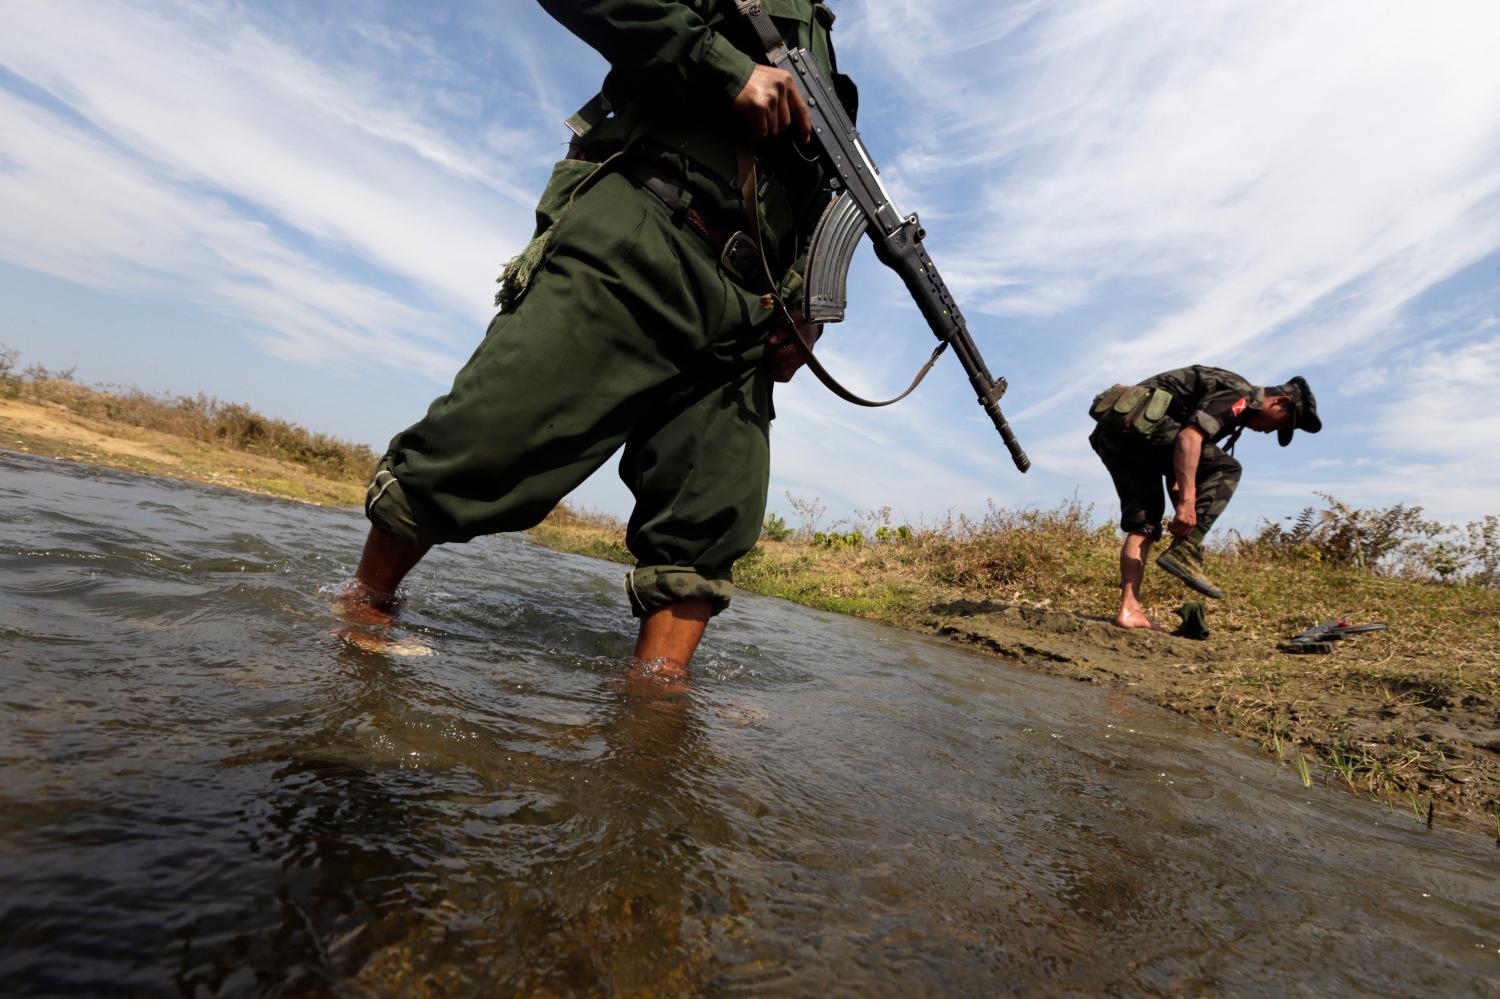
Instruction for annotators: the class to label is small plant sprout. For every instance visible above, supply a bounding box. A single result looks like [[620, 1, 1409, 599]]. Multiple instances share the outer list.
[[1325, 747, 1358, 791], [1269, 730, 1285, 764]]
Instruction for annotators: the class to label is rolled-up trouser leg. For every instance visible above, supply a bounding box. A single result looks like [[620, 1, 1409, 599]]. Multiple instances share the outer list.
[[620, 362, 773, 617], [1191, 443, 1242, 540], [1090, 428, 1167, 539]]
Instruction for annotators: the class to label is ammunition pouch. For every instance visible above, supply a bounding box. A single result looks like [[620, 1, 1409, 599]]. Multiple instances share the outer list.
[[1089, 384, 1174, 436]]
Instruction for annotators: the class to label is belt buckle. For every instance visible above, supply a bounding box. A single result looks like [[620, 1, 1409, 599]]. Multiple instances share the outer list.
[[720, 231, 759, 284]]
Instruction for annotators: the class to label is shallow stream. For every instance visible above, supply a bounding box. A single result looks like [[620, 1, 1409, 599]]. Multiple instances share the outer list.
[[2, 451, 1498, 995]]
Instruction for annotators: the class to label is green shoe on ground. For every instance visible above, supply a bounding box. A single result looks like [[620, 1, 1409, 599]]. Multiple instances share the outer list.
[[1157, 540, 1224, 599], [1174, 600, 1211, 640]]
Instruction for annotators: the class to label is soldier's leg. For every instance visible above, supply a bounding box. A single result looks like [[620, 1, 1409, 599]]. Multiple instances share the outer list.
[[1117, 534, 1166, 631], [355, 171, 728, 605], [349, 529, 430, 619], [1091, 430, 1168, 628], [634, 598, 714, 675], [1190, 444, 1243, 542], [619, 361, 774, 673]]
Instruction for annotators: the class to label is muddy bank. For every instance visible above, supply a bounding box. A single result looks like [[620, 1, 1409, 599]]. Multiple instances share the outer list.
[[927, 600, 1500, 835]]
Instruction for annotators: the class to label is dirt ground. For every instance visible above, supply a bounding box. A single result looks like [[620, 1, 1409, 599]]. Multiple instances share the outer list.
[[926, 600, 1499, 837]]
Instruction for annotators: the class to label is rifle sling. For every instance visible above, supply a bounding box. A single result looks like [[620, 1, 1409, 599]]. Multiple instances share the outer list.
[[735, 1, 788, 54], [731, 17, 946, 408]]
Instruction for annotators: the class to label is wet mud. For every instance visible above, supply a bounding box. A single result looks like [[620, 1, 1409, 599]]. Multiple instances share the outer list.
[[929, 599, 1500, 831]]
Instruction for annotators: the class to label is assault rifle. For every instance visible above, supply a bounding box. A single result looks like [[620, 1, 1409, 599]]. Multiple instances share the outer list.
[[737, 3, 1030, 473], [1278, 618, 1388, 655]]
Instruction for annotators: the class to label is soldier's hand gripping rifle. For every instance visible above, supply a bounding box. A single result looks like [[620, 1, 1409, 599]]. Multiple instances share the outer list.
[[736, 2, 1030, 473]]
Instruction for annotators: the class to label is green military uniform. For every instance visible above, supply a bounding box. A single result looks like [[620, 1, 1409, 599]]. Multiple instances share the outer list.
[[1088, 366, 1263, 542], [366, 0, 847, 617]]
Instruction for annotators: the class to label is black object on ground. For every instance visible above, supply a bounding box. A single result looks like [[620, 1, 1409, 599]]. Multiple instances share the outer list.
[[1277, 618, 1388, 655]]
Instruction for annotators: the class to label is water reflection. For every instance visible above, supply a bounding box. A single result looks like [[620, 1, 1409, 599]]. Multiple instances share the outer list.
[[212, 642, 738, 994], [2, 451, 1499, 996]]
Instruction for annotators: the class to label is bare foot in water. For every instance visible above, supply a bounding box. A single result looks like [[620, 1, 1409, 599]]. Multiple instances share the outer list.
[[623, 657, 692, 697], [338, 628, 434, 657], [330, 580, 398, 626], [328, 581, 432, 657], [1115, 607, 1166, 632]]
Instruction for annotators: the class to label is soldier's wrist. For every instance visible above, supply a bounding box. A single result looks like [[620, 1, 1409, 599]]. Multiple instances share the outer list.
[[704, 32, 759, 105]]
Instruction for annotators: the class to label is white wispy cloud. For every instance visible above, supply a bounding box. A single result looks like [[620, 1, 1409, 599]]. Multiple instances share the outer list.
[[863, 0, 1500, 369], [0, 88, 459, 380], [781, 0, 1500, 523], [2, 0, 1498, 528], [0, 0, 547, 376]]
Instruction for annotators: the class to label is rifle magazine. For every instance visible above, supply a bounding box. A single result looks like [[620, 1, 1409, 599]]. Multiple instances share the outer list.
[[806, 191, 868, 324]]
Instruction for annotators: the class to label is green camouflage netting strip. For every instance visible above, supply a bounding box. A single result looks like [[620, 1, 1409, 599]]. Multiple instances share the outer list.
[[496, 153, 624, 313]]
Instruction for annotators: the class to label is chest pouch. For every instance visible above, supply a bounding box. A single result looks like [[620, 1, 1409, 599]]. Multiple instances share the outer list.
[[1089, 384, 1174, 435]]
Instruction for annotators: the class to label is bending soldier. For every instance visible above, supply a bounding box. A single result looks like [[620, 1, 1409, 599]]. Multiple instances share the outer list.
[[1089, 366, 1321, 630], [344, 1, 853, 675]]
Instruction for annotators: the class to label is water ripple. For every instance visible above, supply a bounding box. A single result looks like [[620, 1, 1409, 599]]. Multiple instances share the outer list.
[[1, 452, 1498, 995]]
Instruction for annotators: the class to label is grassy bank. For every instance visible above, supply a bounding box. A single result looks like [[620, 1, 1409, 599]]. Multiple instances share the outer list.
[[534, 500, 1500, 833], [1, 354, 376, 479], [4, 351, 1497, 833], [1, 353, 373, 505]]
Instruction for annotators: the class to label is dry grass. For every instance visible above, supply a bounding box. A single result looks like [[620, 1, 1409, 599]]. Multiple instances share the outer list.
[[528, 505, 633, 564], [2, 367, 377, 483], [534, 499, 1499, 685]]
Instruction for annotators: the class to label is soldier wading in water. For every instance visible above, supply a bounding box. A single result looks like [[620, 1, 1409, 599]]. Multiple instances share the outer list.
[[1089, 366, 1321, 632], [341, 1, 852, 677]]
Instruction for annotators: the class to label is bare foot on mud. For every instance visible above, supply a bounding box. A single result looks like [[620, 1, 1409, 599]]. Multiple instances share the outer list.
[[1115, 607, 1166, 632]]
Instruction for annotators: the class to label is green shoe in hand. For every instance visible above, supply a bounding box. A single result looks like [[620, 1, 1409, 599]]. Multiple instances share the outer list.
[[1157, 540, 1225, 599]]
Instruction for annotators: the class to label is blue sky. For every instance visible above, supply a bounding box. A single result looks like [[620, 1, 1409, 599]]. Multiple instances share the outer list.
[[3, 0, 1499, 535]]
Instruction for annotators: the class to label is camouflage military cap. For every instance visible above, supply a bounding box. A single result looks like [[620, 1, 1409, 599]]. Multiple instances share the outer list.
[[1267, 375, 1320, 446]]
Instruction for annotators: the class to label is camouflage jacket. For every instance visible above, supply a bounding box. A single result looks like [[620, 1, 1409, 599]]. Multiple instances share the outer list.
[[1137, 366, 1263, 446]]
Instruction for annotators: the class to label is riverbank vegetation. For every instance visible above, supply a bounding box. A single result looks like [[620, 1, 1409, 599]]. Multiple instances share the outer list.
[[4, 346, 1497, 830], [534, 492, 1500, 830], [0, 348, 377, 482], [0, 348, 372, 504]]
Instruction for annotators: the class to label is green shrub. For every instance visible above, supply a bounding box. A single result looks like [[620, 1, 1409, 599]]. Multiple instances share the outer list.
[[762, 512, 794, 542]]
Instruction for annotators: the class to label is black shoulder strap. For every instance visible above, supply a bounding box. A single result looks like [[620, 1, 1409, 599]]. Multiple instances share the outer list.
[[735, 1, 788, 54], [733, 3, 944, 407]]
